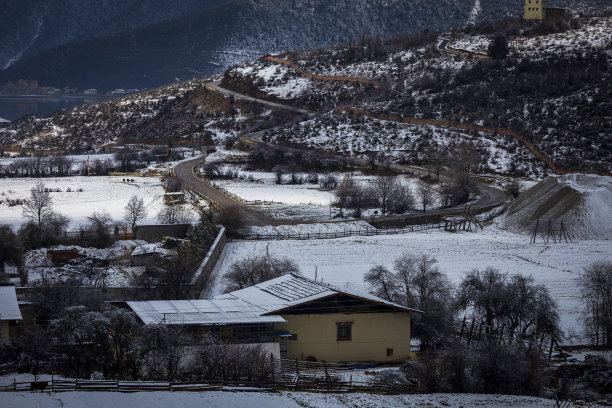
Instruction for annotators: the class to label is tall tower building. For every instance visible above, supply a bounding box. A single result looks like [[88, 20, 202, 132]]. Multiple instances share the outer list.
[[525, 0, 546, 19]]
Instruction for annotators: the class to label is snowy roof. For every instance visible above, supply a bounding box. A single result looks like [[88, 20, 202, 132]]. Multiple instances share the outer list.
[[214, 274, 420, 314], [0, 285, 22, 321], [131, 243, 174, 257], [126, 299, 286, 326]]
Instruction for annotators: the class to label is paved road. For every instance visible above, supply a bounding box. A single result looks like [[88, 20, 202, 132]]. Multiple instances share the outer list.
[[173, 156, 277, 227], [207, 81, 314, 116], [174, 81, 509, 228]]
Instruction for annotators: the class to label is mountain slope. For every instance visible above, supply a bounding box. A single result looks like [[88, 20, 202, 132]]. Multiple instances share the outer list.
[[0, 0, 498, 90], [0, 0, 229, 70]]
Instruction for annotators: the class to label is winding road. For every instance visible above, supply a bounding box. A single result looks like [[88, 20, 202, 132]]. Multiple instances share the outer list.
[[174, 79, 509, 228]]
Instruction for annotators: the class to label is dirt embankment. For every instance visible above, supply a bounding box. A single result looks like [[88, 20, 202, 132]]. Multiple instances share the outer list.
[[501, 174, 612, 240]]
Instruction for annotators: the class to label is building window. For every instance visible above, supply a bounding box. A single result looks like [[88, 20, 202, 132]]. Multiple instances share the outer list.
[[289, 334, 298, 341], [386, 348, 393, 357], [336, 322, 352, 341]]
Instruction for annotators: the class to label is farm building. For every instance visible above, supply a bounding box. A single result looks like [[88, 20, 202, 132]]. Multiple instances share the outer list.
[[0, 285, 22, 342], [163, 192, 185, 205], [127, 274, 419, 363]]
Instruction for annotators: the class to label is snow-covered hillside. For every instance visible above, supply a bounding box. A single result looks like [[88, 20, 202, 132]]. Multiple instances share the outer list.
[[224, 16, 612, 176]]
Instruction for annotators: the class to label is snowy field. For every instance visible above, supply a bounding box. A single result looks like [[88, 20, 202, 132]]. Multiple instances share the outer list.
[[213, 167, 442, 212], [3, 389, 604, 408], [0, 176, 167, 228], [212, 223, 612, 342]]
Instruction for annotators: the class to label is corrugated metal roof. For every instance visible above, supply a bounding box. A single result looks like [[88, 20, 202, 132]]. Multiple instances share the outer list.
[[0, 285, 22, 320], [215, 274, 421, 314], [126, 299, 286, 325]]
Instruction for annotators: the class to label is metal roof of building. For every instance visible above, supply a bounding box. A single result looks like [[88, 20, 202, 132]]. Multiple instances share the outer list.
[[0, 285, 22, 320], [126, 298, 286, 325], [215, 274, 421, 314]]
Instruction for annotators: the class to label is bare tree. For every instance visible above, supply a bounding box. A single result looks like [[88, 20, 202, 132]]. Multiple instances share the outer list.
[[223, 254, 300, 292], [157, 206, 194, 224], [458, 267, 559, 344], [124, 195, 147, 232], [578, 262, 612, 347], [364, 265, 399, 302], [416, 181, 435, 212], [371, 175, 399, 215], [22, 181, 53, 230], [273, 165, 286, 185], [389, 183, 415, 214]]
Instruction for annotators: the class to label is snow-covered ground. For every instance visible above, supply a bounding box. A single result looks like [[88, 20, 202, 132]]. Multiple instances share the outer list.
[[4, 388, 605, 408], [21, 241, 148, 287], [265, 111, 541, 177], [212, 223, 612, 342], [247, 221, 374, 236], [450, 17, 612, 58], [0, 176, 167, 228], [213, 166, 443, 213]]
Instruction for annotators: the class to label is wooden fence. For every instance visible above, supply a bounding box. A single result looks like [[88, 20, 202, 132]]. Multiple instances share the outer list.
[[262, 56, 380, 87], [335, 107, 611, 177], [243, 222, 445, 240], [1, 358, 416, 394], [204, 179, 247, 205]]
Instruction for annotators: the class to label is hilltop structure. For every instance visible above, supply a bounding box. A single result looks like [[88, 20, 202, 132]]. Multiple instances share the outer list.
[[525, 0, 569, 20], [525, 0, 547, 19]]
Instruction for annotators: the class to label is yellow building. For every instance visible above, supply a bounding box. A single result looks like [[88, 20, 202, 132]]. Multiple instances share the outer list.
[[128, 274, 420, 364], [216, 274, 420, 363], [525, 0, 546, 19]]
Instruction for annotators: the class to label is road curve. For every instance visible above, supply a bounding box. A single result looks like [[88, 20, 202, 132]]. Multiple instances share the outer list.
[[206, 81, 314, 116], [175, 82, 509, 229], [173, 156, 276, 227]]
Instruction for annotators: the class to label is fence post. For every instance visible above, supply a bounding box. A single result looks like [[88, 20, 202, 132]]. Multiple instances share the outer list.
[[52, 373, 54, 392], [116, 378, 119, 391], [75, 378, 78, 390], [13, 378, 15, 392]]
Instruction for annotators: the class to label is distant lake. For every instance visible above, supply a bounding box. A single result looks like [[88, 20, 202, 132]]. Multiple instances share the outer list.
[[0, 95, 113, 121]]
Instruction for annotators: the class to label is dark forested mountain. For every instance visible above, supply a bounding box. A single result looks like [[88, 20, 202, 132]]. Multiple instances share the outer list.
[[0, 0, 229, 70], [0, 0, 608, 91]]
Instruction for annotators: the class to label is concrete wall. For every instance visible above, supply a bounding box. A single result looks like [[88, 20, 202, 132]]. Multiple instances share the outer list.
[[190, 227, 227, 297], [275, 312, 414, 363], [135, 224, 192, 242]]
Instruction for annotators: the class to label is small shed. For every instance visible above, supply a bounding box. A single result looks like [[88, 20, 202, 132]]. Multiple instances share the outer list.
[[164, 192, 185, 205], [0, 285, 23, 342]]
